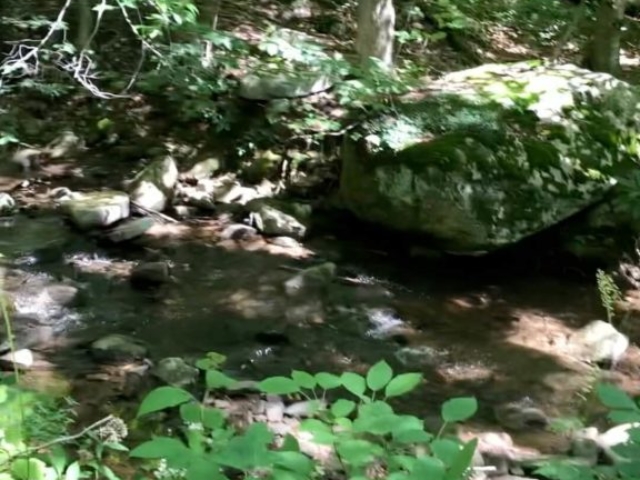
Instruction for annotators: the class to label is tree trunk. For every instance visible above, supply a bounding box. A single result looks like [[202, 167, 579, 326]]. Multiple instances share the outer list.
[[582, 0, 626, 76], [356, 0, 395, 69]]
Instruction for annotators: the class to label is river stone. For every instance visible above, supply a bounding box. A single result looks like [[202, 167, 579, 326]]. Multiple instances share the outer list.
[[104, 216, 155, 243], [567, 320, 629, 365], [0, 193, 16, 215], [182, 157, 221, 181], [239, 71, 334, 100], [130, 261, 171, 287], [340, 62, 640, 253], [494, 399, 549, 431], [90, 334, 148, 362], [246, 199, 307, 239], [284, 262, 336, 297], [220, 223, 259, 241], [151, 357, 199, 387], [61, 190, 130, 230], [128, 156, 179, 211]]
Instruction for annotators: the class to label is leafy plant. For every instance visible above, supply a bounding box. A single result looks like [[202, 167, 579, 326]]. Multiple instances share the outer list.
[[131, 358, 479, 480], [596, 269, 622, 324]]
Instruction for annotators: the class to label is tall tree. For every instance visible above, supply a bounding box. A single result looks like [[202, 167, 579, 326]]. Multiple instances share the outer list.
[[582, 0, 627, 75], [356, 0, 396, 69]]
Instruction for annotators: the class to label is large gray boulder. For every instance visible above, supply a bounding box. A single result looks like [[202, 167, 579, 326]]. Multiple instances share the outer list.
[[128, 156, 179, 211], [340, 62, 640, 253], [60, 190, 130, 230]]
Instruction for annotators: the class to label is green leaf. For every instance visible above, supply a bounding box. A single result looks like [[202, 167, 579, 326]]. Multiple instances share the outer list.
[[315, 372, 341, 390], [341, 372, 366, 398], [393, 429, 432, 444], [331, 399, 356, 418], [258, 376, 300, 395], [431, 438, 462, 466], [608, 409, 640, 424], [444, 438, 478, 480], [130, 437, 191, 463], [299, 419, 336, 444], [597, 383, 639, 411], [409, 456, 445, 480], [64, 462, 81, 480], [180, 403, 225, 430], [336, 439, 382, 467], [291, 370, 316, 390], [384, 373, 422, 398], [366, 360, 393, 391], [272, 451, 314, 475], [441, 397, 477, 423], [206, 370, 236, 390], [137, 386, 193, 417], [185, 455, 225, 480], [280, 434, 300, 451], [11, 458, 49, 480]]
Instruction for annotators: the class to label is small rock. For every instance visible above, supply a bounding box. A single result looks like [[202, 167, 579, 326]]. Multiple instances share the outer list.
[[247, 200, 307, 239], [220, 224, 259, 241], [0, 349, 34, 369], [43, 284, 80, 307], [128, 156, 179, 211], [152, 357, 199, 387], [61, 190, 130, 230], [270, 236, 301, 248], [494, 399, 549, 431], [104, 217, 155, 243], [91, 334, 148, 363], [44, 130, 83, 159], [284, 262, 336, 297], [172, 205, 198, 219], [239, 71, 335, 100], [570, 427, 600, 465], [130, 261, 171, 287], [182, 158, 221, 181], [567, 320, 629, 366], [0, 193, 16, 216], [264, 395, 285, 422]]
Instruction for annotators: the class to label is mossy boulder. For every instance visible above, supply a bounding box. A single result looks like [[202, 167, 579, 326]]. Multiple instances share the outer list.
[[340, 62, 640, 253]]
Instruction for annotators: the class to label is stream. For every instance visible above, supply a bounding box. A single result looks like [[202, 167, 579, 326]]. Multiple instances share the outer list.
[[3, 203, 640, 455]]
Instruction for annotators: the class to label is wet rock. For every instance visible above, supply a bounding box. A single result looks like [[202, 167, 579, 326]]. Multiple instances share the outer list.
[[284, 262, 336, 297], [567, 320, 629, 366], [130, 261, 171, 287], [239, 71, 334, 100], [0, 193, 16, 216], [128, 156, 179, 211], [570, 427, 600, 465], [247, 199, 307, 239], [494, 399, 549, 431], [0, 349, 34, 369], [269, 236, 301, 248], [61, 190, 130, 230], [0, 319, 55, 353], [220, 223, 259, 241], [104, 217, 155, 243], [44, 130, 83, 159], [152, 357, 199, 387], [182, 157, 221, 181], [43, 284, 80, 308], [91, 334, 148, 363]]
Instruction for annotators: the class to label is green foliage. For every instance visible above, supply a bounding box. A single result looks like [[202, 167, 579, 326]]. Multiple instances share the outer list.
[[131, 358, 479, 480], [596, 269, 622, 324]]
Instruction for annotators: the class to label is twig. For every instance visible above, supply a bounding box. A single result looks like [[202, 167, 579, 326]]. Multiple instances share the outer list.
[[5, 415, 115, 464]]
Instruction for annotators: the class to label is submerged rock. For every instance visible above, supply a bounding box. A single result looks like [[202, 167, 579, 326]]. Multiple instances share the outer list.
[[284, 262, 336, 296], [130, 261, 171, 287], [61, 190, 130, 230], [340, 62, 640, 253], [91, 334, 148, 362], [152, 357, 199, 387], [128, 156, 179, 211], [104, 216, 155, 243]]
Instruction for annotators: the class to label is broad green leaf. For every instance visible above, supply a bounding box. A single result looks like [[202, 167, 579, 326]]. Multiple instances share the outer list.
[[137, 386, 193, 417], [185, 455, 225, 480], [258, 376, 300, 395], [384, 373, 422, 398], [299, 419, 336, 444], [441, 397, 477, 423], [331, 399, 356, 418], [291, 370, 316, 390], [64, 462, 81, 480], [130, 436, 191, 463], [431, 438, 462, 466], [280, 434, 300, 451], [98, 465, 121, 480], [335, 439, 381, 467], [315, 372, 341, 390], [444, 438, 478, 480], [366, 360, 393, 391], [597, 383, 639, 411], [409, 456, 445, 480], [353, 401, 397, 434], [11, 458, 49, 480], [206, 370, 236, 390], [393, 429, 432, 444], [272, 450, 314, 475], [216, 423, 273, 470], [608, 409, 640, 424], [341, 372, 366, 398]]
